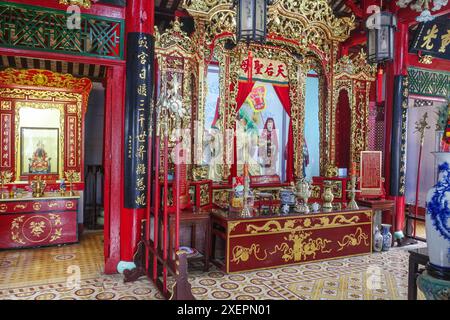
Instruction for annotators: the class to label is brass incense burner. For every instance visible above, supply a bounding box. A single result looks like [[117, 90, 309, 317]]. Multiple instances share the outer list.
[[31, 176, 46, 198], [294, 178, 312, 213]]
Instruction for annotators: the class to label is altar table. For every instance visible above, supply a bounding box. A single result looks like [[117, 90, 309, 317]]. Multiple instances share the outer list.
[[211, 207, 373, 273], [0, 194, 79, 249]]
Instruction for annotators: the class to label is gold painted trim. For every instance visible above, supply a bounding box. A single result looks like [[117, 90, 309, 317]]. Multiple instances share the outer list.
[[14, 101, 66, 181], [229, 222, 373, 238]]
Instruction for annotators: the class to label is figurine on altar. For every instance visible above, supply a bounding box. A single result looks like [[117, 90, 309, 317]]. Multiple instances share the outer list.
[[28, 140, 51, 173], [258, 118, 279, 175]]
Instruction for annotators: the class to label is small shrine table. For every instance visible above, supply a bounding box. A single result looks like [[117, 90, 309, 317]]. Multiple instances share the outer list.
[[211, 207, 373, 273], [357, 199, 396, 245], [0, 193, 79, 249]]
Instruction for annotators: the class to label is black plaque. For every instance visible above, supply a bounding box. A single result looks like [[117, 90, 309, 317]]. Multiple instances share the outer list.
[[410, 20, 450, 61], [124, 32, 154, 208]]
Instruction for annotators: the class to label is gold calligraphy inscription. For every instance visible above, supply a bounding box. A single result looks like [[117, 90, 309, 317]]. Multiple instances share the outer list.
[[421, 24, 438, 50], [440, 29, 450, 53], [337, 227, 369, 251]]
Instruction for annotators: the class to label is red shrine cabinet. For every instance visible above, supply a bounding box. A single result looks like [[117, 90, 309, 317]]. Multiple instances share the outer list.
[[0, 68, 92, 249]]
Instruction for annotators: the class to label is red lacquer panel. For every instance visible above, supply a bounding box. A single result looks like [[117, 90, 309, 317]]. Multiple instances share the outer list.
[[0, 210, 78, 249], [225, 210, 372, 273]]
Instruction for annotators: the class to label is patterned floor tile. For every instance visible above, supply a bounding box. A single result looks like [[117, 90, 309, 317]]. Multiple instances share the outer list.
[[0, 229, 427, 300]]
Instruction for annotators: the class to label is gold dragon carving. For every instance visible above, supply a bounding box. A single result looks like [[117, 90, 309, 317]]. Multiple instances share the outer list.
[[337, 227, 369, 251], [244, 214, 361, 235]]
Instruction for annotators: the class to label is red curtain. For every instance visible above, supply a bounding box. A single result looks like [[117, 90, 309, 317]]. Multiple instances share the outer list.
[[236, 81, 255, 111], [231, 81, 255, 178], [273, 85, 294, 182], [335, 90, 351, 169]]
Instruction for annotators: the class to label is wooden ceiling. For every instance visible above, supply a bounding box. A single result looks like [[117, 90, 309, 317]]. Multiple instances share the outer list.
[[155, 0, 361, 31]]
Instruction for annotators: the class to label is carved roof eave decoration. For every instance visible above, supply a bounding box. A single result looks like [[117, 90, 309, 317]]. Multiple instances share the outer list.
[[182, 0, 355, 44], [155, 17, 194, 56], [334, 50, 377, 82], [0, 68, 92, 95]]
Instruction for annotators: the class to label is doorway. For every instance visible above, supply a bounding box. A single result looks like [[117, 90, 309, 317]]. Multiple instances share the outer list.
[[83, 82, 106, 232]]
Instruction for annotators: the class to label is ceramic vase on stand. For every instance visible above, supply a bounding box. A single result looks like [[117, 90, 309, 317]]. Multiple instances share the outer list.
[[373, 226, 383, 252], [381, 224, 392, 251], [425, 152, 450, 278]]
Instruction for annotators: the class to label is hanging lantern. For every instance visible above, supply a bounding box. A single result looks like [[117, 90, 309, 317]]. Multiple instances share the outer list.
[[236, 0, 269, 44], [366, 11, 397, 63]]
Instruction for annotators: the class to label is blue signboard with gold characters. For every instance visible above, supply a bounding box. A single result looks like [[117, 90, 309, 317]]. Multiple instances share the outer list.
[[410, 19, 450, 61]]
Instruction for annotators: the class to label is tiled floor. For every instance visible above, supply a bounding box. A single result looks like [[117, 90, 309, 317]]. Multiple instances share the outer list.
[[0, 227, 427, 300]]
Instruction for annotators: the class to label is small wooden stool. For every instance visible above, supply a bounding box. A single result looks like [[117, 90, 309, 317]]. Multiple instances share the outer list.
[[169, 209, 211, 271]]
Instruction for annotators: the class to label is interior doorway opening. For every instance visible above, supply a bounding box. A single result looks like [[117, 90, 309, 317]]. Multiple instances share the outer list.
[[83, 82, 106, 232]]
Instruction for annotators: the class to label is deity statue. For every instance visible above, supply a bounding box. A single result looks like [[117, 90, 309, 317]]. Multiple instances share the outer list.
[[29, 141, 51, 174], [258, 118, 279, 176], [236, 110, 260, 176], [203, 125, 222, 181]]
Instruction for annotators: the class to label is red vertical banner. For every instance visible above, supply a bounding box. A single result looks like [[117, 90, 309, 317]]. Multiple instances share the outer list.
[[1, 113, 12, 168], [360, 151, 383, 197]]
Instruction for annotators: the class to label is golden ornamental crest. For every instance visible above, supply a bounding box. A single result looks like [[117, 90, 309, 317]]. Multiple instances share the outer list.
[[59, 0, 91, 9]]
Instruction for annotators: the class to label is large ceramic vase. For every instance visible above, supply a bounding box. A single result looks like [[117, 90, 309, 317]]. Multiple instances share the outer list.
[[381, 224, 392, 251], [425, 152, 450, 272]]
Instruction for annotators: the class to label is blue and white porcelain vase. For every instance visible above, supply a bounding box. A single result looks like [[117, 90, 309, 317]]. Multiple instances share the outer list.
[[373, 226, 383, 252], [381, 224, 392, 251], [425, 152, 450, 271]]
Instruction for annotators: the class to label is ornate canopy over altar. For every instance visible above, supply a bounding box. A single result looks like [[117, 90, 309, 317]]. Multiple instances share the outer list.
[[153, 0, 376, 185]]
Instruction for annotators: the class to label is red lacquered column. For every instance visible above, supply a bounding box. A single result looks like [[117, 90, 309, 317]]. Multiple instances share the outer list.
[[383, 21, 408, 238], [120, 0, 155, 264]]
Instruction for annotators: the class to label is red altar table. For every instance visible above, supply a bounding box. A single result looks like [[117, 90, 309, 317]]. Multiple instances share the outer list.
[[211, 207, 373, 273], [0, 194, 79, 249]]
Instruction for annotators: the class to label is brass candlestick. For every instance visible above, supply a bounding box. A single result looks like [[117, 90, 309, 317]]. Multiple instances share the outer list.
[[31, 176, 46, 198], [346, 176, 361, 210], [65, 171, 76, 196]]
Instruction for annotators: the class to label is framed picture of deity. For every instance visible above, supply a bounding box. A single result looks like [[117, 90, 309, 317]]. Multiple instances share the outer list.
[[20, 127, 59, 177]]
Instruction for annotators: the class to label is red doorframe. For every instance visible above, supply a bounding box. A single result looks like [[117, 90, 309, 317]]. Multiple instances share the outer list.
[[0, 47, 126, 274], [103, 65, 125, 273]]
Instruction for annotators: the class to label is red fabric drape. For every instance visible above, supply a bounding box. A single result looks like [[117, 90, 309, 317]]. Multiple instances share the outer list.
[[273, 85, 294, 182], [231, 81, 256, 178], [236, 81, 255, 111]]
